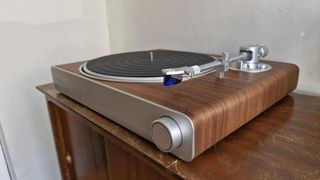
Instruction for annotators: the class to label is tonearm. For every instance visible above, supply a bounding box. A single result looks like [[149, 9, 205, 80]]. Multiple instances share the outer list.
[[162, 44, 271, 86]]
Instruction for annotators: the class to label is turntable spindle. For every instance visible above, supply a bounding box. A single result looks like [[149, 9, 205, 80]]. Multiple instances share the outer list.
[[150, 51, 154, 62]]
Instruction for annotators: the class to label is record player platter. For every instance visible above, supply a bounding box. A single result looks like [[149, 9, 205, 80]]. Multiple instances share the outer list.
[[80, 50, 217, 82]]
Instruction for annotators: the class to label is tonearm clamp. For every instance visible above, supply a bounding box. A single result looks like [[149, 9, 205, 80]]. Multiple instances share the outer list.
[[162, 44, 271, 86]]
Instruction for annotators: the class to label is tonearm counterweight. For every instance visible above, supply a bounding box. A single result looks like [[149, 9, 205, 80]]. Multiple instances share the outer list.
[[162, 44, 271, 86]]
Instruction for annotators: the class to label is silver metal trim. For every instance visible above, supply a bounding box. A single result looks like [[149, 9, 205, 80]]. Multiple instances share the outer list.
[[81, 63, 163, 82], [52, 66, 195, 161], [80, 63, 215, 83], [229, 61, 272, 73]]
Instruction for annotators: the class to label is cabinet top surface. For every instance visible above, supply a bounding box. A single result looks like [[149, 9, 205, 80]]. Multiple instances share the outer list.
[[38, 83, 320, 179]]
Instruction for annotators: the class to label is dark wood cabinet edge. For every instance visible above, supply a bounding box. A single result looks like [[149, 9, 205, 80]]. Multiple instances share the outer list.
[[47, 100, 75, 180], [45, 95, 182, 180]]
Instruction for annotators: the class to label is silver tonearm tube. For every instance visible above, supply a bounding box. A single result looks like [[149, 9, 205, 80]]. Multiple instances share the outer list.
[[162, 44, 272, 85]]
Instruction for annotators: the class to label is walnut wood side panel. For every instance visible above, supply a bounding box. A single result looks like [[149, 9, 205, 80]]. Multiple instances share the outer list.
[[46, 97, 179, 180], [58, 60, 299, 157]]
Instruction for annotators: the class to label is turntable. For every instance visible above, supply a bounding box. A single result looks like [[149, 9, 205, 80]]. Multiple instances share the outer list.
[[51, 44, 299, 161]]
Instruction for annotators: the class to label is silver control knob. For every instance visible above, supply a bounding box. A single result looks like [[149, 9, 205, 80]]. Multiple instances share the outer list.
[[151, 117, 182, 152]]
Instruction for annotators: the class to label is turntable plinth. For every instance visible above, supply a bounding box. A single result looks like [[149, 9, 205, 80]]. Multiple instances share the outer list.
[[52, 59, 299, 161]]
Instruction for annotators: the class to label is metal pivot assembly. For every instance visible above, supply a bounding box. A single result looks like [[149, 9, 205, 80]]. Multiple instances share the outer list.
[[162, 44, 272, 86], [229, 44, 272, 73]]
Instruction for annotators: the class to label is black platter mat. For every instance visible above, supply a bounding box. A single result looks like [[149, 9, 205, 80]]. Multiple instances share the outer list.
[[85, 50, 215, 77]]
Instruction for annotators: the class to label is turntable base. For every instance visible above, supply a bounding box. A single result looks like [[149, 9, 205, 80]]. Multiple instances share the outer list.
[[52, 58, 299, 161]]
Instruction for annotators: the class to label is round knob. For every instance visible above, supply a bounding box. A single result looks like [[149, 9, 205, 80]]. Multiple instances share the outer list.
[[258, 44, 268, 57], [151, 117, 182, 152]]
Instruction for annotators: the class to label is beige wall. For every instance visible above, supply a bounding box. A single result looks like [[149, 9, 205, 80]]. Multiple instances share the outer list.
[[0, 0, 319, 179], [105, 0, 320, 95], [0, 0, 110, 179]]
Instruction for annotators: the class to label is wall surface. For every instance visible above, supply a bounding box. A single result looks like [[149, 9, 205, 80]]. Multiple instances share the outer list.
[[0, 0, 110, 179], [0, 0, 319, 179], [105, 0, 320, 95], [0, 144, 10, 180]]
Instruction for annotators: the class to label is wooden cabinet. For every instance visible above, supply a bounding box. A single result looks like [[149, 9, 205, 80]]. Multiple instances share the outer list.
[[39, 84, 320, 180], [47, 100, 177, 180]]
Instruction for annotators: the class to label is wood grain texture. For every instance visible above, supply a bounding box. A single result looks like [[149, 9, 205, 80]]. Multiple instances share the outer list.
[[48, 101, 110, 180], [47, 100, 75, 180], [38, 84, 320, 179], [63, 111, 109, 180], [57, 60, 299, 156], [105, 135, 179, 180], [45, 95, 179, 180]]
